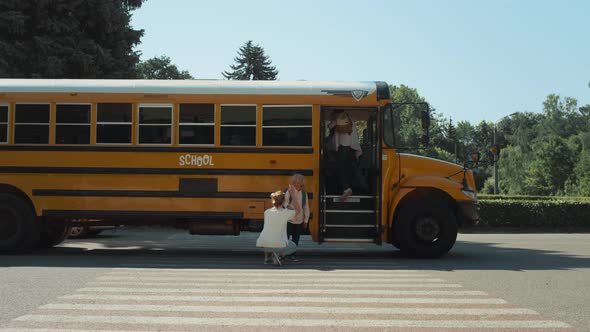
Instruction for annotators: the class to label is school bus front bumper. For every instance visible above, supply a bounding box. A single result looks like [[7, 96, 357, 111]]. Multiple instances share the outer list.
[[458, 201, 479, 226]]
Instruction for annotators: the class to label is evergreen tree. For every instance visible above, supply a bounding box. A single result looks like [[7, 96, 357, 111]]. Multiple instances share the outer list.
[[136, 55, 193, 79], [0, 0, 145, 78], [222, 40, 278, 80]]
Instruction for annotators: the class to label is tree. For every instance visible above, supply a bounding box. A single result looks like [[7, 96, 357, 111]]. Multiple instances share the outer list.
[[524, 135, 575, 195], [574, 150, 590, 196], [540, 94, 582, 138], [222, 40, 278, 80], [136, 55, 193, 79], [0, 0, 144, 78]]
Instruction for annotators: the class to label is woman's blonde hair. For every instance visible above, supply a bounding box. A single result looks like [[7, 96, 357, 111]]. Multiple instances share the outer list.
[[270, 190, 285, 208]]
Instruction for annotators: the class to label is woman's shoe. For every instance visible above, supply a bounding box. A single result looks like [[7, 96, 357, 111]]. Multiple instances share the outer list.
[[341, 188, 353, 202], [272, 252, 282, 266]]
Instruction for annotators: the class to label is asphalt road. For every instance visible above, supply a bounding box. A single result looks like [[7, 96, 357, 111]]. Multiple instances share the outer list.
[[0, 229, 588, 331]]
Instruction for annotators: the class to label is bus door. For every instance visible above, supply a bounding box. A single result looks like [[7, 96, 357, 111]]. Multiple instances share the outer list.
[[319, 107, 381, 243]]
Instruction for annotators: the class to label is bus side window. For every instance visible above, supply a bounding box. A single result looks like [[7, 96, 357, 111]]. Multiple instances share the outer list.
[[97, 103, 133, 144], [0, 104, 8, 144], [14, 103, 50, 144], [220, 105, 256, 146], [179, 104, 215, 145], [138, 104, 173, 145], [56, 104, 91, 144], [262, 105, 312, 147]]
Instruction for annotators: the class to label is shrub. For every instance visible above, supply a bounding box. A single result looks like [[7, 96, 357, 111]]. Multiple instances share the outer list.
[[476, 197, 590, 231]]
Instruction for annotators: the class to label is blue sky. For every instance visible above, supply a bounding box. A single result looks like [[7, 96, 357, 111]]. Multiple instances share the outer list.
[[131, 0, 589, 124]]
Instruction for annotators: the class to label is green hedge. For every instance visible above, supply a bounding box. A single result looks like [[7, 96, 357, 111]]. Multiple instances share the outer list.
[[479, 194, 590, 201], [475, 198, 590, 230]]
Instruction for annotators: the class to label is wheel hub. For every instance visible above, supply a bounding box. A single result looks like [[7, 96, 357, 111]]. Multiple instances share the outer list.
[[415, 217, 441, 242]]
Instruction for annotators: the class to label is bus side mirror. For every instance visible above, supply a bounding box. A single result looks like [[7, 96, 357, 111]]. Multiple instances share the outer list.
[[421, 109, 430, 130]]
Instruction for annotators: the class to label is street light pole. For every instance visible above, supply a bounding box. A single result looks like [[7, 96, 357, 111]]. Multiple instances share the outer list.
[[493, 124, 499, 194]]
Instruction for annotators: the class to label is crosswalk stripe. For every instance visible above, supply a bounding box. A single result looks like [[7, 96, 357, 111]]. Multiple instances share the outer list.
[[14, 314, 571, 328], [97, 276, 454, 284], [40, 303, 538, 315], [87, 281, 479, 291], [77, 286, 466, 295], [61, 294, 508, 304], [82, 285, 487, 295]]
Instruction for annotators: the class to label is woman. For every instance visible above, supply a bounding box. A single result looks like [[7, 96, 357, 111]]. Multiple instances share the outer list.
[[327, 111, 362, 201], [256, 188, 300, 266]]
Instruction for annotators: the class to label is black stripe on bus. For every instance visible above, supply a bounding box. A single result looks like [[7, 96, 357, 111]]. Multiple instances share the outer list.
[[0, 167, 313, 176], [0, 146, 313, 154], [42, 210, 243, 219], [33, 189, 314, 199]]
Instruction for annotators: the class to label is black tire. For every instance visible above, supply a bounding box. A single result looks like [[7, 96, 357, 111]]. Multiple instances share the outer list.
[[38, 221, 71, 248], [390, 231, 400, 250], [0, 194, 40, 253], [394, 198, 458, 258]]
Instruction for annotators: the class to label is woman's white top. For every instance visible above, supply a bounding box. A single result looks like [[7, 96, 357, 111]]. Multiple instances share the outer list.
[[256, 207, 296, 248]]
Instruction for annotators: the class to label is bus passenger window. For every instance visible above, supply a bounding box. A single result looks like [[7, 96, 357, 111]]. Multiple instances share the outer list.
[[56, 104, 91, 144], [97, 103, 132, 144], [179, 104, 214, 145], [14, 103, 50, 144], [262, 106, 312, 147], [138, 104, 173, 144], [220, 105, 256, 146], [0, 104, 8, 143]]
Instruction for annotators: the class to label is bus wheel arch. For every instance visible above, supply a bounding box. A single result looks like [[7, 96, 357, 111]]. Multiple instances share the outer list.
[[0, 193, 40, 253], [391, 188, 458, 258]]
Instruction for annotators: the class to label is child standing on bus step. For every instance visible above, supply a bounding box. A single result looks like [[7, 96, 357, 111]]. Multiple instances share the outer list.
[[327, 110, 362, 202], [256, 189, 300, 266], [283, 174, 310, 262]]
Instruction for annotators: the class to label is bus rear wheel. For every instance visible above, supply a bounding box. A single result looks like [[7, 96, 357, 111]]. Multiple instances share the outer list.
[[394, 198, 457, 258], [38, 221, 71, 248], [0, 194, 40, 253]]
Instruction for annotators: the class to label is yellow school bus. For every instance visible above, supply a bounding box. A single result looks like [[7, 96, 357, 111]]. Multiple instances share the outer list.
[[0, 79, 478, 257]]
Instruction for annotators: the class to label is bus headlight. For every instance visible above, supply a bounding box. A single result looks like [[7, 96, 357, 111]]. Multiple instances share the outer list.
[[462, 190, 477, 201]]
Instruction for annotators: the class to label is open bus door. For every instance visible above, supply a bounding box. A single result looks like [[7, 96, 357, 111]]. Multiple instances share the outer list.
[[319, 107, 381, 243]]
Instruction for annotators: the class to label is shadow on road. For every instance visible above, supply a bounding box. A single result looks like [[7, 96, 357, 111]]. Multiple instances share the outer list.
[[1, 233, 589, 272]]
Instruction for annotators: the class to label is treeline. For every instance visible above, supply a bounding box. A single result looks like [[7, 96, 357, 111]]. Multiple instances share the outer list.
[[391, 85, 590, 196]]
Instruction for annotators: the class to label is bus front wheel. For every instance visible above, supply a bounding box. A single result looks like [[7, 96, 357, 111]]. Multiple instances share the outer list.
[[394, 199, 458, 258], [0, 194, 40, 253]]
